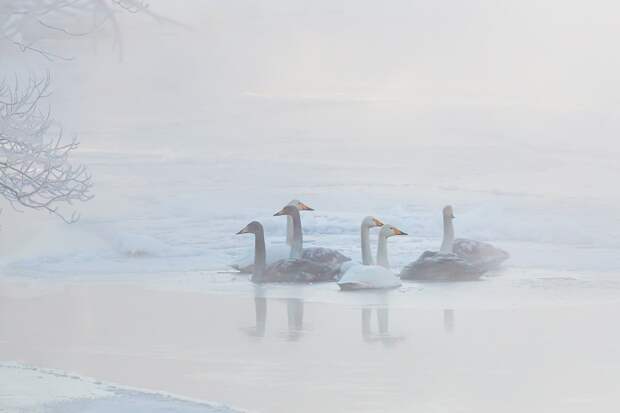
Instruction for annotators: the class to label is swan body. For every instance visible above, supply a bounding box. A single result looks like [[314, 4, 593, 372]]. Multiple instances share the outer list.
[[338, 265, 402, 290], [399, 251, 484, 281], [453, 238, 509, 271], [302, 247, 350, 271], [231, 200, 314, 273], [233, 243, 350, 274], [338, 224, 406, 290], [260, 257, 339, 283], [400, 205, 488, 281]]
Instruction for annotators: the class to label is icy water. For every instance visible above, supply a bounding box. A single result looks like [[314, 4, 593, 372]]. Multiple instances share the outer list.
[[2, 142, 620, 279], [1, 279, 620, 412], [1, 144, 620, 412]]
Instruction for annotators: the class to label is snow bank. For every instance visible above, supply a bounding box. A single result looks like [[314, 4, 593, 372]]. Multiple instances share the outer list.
[[0, 363, 242, 413]]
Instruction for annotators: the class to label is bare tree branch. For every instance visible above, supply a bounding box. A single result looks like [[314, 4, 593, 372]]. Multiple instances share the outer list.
[[0, 0, 178, 223], [0, 74, 93, 223], [0, 0, 155, 61]]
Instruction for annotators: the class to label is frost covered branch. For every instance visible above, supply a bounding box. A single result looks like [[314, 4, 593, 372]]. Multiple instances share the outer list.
[[0, 0, 151, 60], [0, 75, 93, 222]]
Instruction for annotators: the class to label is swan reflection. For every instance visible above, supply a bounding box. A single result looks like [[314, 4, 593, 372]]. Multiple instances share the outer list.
[[245, 288, 408, 345], [361, 306, 405, 346], [254, 295, 267, 337], [245, 287, 305, 341], [443, 308, 455, 333], [285, 298, 304, 341]]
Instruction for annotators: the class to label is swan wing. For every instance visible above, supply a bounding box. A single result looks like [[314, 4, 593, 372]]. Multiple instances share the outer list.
[[453, 238, 509, 269], [400, 251, 483, 281], [303, 247, 351, 267], [253, 258, 340, 283]]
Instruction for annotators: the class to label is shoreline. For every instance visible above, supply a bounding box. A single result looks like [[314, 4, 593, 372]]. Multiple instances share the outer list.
[[0, 362, 245, 413]]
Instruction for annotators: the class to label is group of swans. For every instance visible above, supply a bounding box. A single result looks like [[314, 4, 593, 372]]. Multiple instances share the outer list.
[[338, 219, 407, 290], [232, 200, 349, 273], [236, 203, 350, 283], [235, 200, 509, 289]]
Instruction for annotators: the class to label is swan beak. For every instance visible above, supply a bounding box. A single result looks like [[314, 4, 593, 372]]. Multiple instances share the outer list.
[[236, 227, 248, 235], [299, 202, 314, 211], [273, 209, 285, 216], [451, 214, 456, 219], [393, 227, 407, 236], [373, 218, 384, 227]]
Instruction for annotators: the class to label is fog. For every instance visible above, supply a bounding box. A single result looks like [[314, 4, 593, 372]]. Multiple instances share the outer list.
[[56, 1, 620, 153], [40, 0, 620, 203], [2, 1, 620, 412]]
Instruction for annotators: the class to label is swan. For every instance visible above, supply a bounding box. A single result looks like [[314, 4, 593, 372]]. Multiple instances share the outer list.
[[231, 199, 314, 273], [338, 224, 406, 290], [273, 204, 351, 272], [339, 216, 384, 274], [236, 218, 340, 283], [400, 206, 484, 281], [448, 207, 509, 270], [439, 205, 509, 269]]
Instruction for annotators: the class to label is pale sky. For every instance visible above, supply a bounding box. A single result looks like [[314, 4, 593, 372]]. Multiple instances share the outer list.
[[26, 0, 619, 155]]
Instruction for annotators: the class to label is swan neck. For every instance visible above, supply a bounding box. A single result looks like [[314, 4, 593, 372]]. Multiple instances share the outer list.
[[254, 227, 267, 277], [376, 233, 390, 269], [289, 210, 303, 259], [440, 215, 455, 253], [361, 223, 374, 265], [286, 215, 294, 246]]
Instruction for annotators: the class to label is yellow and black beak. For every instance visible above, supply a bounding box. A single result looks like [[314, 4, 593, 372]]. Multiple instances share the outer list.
[[372, 218, 384, 227], [299, 202, 314, 211], [392, 227, 408, 236]]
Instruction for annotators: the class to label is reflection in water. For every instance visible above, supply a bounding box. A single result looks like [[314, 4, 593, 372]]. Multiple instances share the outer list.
[[361, 306, 405, 346], [242, 286, 268, 337], [245, 287, 305, 341], [377, 308, 389, 335], [246, 288, 407, 345], [286, 298, 304, 341], [361, 308, 371, 339], [254, 296, 267, 337], [443, 309, 455, 333]]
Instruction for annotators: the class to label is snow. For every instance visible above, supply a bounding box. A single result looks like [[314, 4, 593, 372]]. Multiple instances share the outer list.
[[0, 363, 241, 413]]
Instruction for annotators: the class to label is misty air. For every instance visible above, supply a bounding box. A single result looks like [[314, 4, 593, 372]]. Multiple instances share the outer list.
[[1, 1, 620, 412]]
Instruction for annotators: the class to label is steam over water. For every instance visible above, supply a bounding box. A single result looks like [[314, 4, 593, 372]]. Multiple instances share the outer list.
[[2, 1, 620, 412]]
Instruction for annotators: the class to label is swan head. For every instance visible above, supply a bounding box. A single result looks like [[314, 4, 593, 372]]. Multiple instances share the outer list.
[[274, 205, 299, 217], [288, 199, 314, 211], [362, 216, 384, 228], [380, 224, 407, 238], [236, 221, 263, 235], [443, 205, 455, 220]]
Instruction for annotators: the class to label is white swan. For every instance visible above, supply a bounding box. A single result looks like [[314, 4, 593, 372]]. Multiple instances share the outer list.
[[400, 205, 506, 281], [338, 224, 406, 290], [339, 216, 384, 274], [231, 199, 314, 273]]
